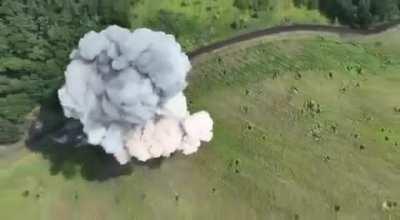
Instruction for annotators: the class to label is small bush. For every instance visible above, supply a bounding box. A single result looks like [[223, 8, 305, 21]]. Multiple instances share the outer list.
[[0, 118, 21, 144]]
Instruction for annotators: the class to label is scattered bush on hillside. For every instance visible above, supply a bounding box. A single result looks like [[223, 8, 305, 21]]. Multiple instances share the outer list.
[[145, 9, 204, 50], [0, 118, 22, 144], [234, 0, 274, 12]]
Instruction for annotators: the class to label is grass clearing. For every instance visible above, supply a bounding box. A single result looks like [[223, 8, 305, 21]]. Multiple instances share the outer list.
[[129, 0, 329, 50]]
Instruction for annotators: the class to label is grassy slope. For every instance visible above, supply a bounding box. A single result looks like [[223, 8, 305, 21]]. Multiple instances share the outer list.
[[129, 0, 328, 50], [187, 30, 400, 219], [1, 30, 400, 219]]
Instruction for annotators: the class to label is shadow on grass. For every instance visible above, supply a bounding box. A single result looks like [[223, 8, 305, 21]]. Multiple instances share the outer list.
[[25, 91, 163, 181]]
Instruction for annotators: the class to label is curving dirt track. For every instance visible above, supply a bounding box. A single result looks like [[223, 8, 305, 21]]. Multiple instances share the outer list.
[[188, 21, 400, 60]]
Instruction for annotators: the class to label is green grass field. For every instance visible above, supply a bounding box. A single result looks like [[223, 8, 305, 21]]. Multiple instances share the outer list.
[[129, 0, 329, 50], [1, 28, 400, 219]]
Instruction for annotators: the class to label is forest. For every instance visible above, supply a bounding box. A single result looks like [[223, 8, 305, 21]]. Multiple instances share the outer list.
[[294, 0, 400, 28], [0, 0, 130, 143]]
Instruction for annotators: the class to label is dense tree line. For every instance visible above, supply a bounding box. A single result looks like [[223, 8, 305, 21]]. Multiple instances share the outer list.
[[0, 0, 131, 143], [293, 0, 400, 28]]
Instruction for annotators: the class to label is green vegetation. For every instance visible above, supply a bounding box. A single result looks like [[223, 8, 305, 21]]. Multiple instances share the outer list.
[[295, 0, 400, 28], [1, 3, 400, 218], [0, 0, 131, 143], [129, 0, 328, 50], [0, 0, 329, 144], [3, 0, 400, 144], [186, 31, 400, 218], [0, 119, 22, 144], [1, 28, 400, 219]]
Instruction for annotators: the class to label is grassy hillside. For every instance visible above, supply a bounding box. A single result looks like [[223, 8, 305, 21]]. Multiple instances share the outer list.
[[129, 0, 328, 50], [1, 28, 400, 219]]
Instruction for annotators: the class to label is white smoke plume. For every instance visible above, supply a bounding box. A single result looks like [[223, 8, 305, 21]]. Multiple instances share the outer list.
[[58, 25, 213, 164]]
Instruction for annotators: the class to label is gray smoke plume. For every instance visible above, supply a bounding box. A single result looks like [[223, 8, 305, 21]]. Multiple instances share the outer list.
[[58, 25, 213, 164]]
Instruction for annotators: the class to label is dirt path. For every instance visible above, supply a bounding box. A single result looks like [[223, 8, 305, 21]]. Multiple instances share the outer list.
[[188, 21, 400, 60]]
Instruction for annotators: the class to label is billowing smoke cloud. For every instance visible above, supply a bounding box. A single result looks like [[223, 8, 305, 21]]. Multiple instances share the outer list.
[[58, 25, 213, 164]]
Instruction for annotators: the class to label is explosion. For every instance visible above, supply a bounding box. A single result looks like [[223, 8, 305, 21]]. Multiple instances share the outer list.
[[58, 25, 213, 164]]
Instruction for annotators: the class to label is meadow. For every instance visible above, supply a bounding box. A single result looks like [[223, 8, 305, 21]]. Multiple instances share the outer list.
[[1, 27, 400, 219], [130, 0, 329, 50]]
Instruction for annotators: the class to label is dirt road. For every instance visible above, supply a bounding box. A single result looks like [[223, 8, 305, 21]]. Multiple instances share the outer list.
[[188, 21, 400, 59]]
